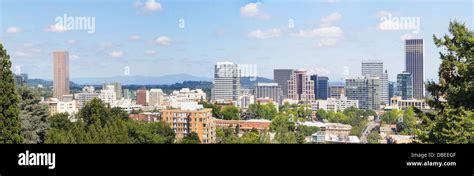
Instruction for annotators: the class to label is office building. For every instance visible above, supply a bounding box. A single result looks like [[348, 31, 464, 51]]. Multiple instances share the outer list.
[[396, 71, 413, 100], [345, 77, 380, 110], [361, 60, 389, 105], [212, 62, 240, 102], [329, 85, 345, 99], [254, 83, 282, 104], [53, 51, 70, 100], [310, 75, 329, 100], [288, 69, 315, 103], [405, 39, 424, 99], [149, 89, 164, 106], [273, 69, 293, 98], [103, 82, 122, 100], [136, 88, 148, 106]]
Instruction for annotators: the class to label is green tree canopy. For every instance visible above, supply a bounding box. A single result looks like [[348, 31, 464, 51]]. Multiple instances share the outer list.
[[0, 43, 22, 144], [417, 21, 474, 144]]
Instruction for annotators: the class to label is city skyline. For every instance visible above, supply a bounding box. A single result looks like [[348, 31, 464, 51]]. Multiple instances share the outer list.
[[1, 0, 472, 82]]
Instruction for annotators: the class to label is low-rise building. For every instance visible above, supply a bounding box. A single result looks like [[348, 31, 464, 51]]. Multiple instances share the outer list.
[[311, 95, 358, 112], [42, 98, 78, 117], [160, 102, 216, 144], [390, 96, 430, 110], [214, 119, 271, 133]]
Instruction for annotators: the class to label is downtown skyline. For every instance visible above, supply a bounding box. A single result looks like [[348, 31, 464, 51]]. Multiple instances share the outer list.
[[1, 0, 473, 82]]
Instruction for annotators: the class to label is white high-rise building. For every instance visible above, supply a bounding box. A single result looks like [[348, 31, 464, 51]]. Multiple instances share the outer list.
[[361, 60, 389, 105], [149, 89, 164, 106], [212, 62, 240, 103], [99, 85, 117, 106]]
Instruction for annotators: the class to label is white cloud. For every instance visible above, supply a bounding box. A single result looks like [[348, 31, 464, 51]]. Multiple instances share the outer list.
[[44, 24, 68, 32], [135, 0, 162, 13], [6, 26, 23, 33], [375, 10, 400, 18], [293, 12, 344, 47], [109, 51, 124, 58], [400, 33, 416, 41], [145, 50, 157, 55], [320, 12, 342, 27], [248, 28, 282, 39], [240, 2, 270, 19], [129, 35, 141, 41], [154, 36, 171, 45], [294, 26, 342, 38]]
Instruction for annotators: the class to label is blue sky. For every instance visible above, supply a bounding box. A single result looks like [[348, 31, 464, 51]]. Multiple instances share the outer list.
[[1, 0, 472, 83]]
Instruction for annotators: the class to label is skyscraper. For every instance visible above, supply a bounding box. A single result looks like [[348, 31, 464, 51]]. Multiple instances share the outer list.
[[136, 88, 147, 106], [212, 62, 241, 102], [103, 82, 122, 100], [149, 89, 164, 106], [388, 81, 395, 101], [345, 77, 380, 110], [288, 69, 315, 103], [53, 51, 70, 100], [329, 85, 345, 99], [405, 39, 424, 99], [254, 83, 283, 104], [361, 60, 388, 105], [273, 69, 293, 98], [310, 75, 329, 100], [396, 71, 413, 100]]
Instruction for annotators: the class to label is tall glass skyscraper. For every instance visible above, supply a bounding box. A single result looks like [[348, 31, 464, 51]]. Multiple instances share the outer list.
[[405, 39, 424, 99], [310, 75, 329, 100], [396, 71, 413, 100], [273, 69, 293, 98]]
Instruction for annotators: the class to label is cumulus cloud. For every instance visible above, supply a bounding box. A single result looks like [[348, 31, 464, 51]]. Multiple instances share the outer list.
[[375, 10, 400, 18], [240, 2, 270, 19], [248, 28, 282, 39], [6, 26, 23, 33], [154, 36, 171, 45], [292, 12, 344, 47], [109, 51, 124, 58], [135, 0, 162, 14], [320, 12, 342, 27]]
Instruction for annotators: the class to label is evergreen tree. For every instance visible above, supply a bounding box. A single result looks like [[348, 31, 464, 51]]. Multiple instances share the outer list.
[[18, 86, 50, 144], [0, 43, 22, 143], [417, 21, 474, 144]]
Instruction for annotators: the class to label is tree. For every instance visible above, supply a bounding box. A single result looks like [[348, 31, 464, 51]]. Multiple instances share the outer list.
[[367, 131, 381, 144], [182, 132, 201, 144], [18, 86, 50, 144], [316, 109, 327, 121], [418, 21, 474, 144], [0, 43, 22, 144], [297, 125, 320, 137], [221, 105, 240, 120], [398, 107, 417, 135]]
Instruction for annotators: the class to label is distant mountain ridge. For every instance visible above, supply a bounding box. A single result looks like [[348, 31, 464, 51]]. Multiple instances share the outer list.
[[71, 74, 212, 85]]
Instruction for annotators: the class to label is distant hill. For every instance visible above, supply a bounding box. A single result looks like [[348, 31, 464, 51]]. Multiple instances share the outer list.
[[27, 79, 80, 88], [71, 74, 212, 85], [240, 76, 273, 89]]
